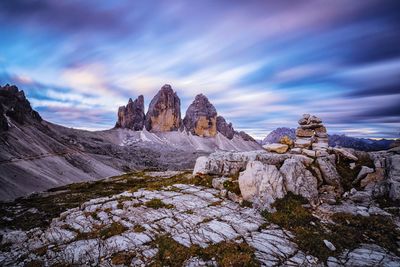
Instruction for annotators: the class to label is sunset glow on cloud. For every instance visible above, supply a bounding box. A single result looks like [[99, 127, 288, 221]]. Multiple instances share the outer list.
[[0, 0, 399, 138]]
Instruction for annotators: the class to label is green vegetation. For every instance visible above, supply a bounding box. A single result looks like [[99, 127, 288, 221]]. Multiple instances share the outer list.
[[111, 252, 136, 265], [151, 235, 259, 267], [223, 179, 241, 195], [0, 171, 217, 230], [76, 222, 127, 240], [133, 224, 146, 233], [336, 152, 374, 191], [99, 222, 127, 239], [262, 192, 400, 262], [145, 198, 174, 209]]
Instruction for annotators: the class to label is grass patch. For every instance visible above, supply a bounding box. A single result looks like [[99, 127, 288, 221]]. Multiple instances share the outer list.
[[241, 200, 253, 208], [0, 171, 219, 231], [133, 224, 146, 233], [145, 199, 174, 209], [150, 235, 259, 267], [223, 180, 241, 195], [261, 193, 400, 263], [111, 251, 136, 265]]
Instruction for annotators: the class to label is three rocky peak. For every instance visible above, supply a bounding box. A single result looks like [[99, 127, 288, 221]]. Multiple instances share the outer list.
[[115, 84, 253, 141]]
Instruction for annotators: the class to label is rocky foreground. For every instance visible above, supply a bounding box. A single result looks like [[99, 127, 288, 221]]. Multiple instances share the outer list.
[[1, 142, 400, 267]]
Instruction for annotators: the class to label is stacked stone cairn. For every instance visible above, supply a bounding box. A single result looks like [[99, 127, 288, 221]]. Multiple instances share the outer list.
[[293, 114, 329, 157]]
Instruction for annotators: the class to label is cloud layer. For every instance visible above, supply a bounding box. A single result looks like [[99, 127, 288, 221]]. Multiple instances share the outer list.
[[0, 0, 399, 139]]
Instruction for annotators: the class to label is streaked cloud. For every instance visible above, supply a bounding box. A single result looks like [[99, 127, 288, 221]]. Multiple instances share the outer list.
[[0, 0, 399, 139]]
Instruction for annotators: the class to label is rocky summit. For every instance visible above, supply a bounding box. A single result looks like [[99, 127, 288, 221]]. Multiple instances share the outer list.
[[145, 84, 181, 132], [0, 84, 42, 131], [216, 116, 235, 140], [183, 94, 217, 137], [115, 96, 145, 130]]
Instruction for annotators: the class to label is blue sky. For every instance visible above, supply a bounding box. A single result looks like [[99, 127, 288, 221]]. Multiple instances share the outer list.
[[0, 0, 399, 139]]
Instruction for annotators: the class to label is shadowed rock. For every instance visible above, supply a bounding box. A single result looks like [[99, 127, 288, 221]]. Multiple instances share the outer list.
[[0, 84, 42, 131], [115, 95, 145, 130], [216, 116, 235, 139], [145, 84, 181, 132], [183, 94, 217, 137]]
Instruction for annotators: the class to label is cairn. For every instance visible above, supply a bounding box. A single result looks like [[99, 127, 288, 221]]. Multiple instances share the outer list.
[[294, 114, 328, 156]]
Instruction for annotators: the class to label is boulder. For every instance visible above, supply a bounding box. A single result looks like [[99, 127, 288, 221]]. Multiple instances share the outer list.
[[360, 168, 385, 189], [317, 157, 343, 192], [145, 84, 181, 132], [115, 95, 145, 130], [262, 143, 289, 154], [216, 116, 235, 139], [333, 147, 358, 161], [353, 166, 374, 185], [296, 128, 314, 137], [302, 149, 316, 158], [183, 94, 217, 137], [294, 138, 312, 149], [238, 161, 286, 211], [280, 158, 319, 204]]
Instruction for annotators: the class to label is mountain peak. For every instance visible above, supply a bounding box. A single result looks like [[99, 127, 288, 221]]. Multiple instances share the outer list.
[[183, 93, 217, 137], [145, 85, 181, 132], [0, 84, 42, 131]]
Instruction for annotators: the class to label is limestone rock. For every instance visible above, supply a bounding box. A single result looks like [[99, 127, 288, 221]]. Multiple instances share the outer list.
[[262, 143, 288, 154], [295, 138, 312, 149], [360, 168, 385, 189], [216, 116, 235, 139], [183, 94, 217, 137], [353, 166, 374, 185], [296, 128, 314, 137], [280, 158, 319, 204], [236, 131, 256, 142], [238, 161, 286, 211], [386, 154, 400, 201], [317, 157, 343, 192], [333, 147, 358, 161], [145, 84, 181, 132], [0, 84, 42, 129], [115, 95, 145, 130]]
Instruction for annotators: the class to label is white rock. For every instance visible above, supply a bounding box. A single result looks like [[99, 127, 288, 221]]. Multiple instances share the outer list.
[[324, 239, 336, 251], [238, 161, 286, 211], [280, 158, 319, 204]]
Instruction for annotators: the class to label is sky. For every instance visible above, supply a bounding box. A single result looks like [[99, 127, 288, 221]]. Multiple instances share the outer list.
[[0, 0, 399, 139]]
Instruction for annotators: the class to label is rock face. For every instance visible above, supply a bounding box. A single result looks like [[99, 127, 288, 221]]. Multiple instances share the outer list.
[[262, 127, 296, 145], [216, 116, 235, 139], [280, 159, 318, 204], [0, 84, 42, 131], [387, 152, 400, 200], [262, 143, 289, 154], [295, 114, 328, 151], [239, 161, 286, 211], [115, 95, 145, 130], [183, 94, 217, 137], [145, 84, 181, 132]]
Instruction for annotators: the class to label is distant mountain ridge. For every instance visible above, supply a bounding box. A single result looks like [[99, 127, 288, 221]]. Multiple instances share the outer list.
[[262, 127, 397, 151]]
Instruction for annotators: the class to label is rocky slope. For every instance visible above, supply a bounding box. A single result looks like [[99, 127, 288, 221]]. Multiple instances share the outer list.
[[0, 84, 260, 201]]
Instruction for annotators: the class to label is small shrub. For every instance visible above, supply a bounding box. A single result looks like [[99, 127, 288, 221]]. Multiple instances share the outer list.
[[99, 222, 127, 239], [133, 224, 146, 233], [111, 252, 136, 265], [150, 235, 259, 267], [223, 180, 241, 195], [145, 199, 174, 209], [279, 135, 294, 148]]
